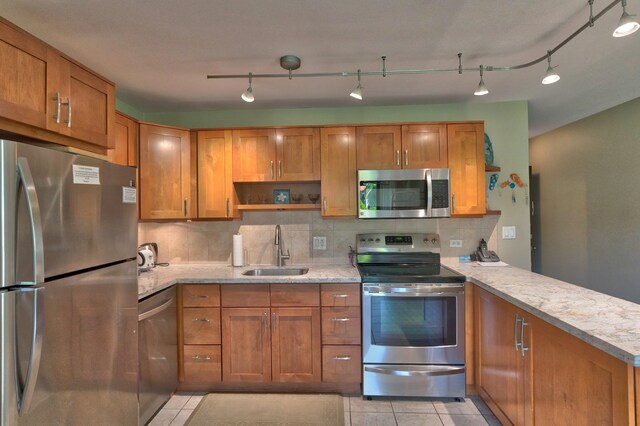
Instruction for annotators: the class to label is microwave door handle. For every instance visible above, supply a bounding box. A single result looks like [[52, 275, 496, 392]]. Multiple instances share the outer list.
[[17, 158, 45, 285], [426, 169, 433, 216]]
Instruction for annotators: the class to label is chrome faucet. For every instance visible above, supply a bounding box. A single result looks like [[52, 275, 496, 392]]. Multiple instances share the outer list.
[[274, 224, 290, 267]]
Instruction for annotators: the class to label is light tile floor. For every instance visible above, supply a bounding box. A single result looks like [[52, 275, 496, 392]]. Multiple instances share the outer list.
[[148, 393, 502, 426]]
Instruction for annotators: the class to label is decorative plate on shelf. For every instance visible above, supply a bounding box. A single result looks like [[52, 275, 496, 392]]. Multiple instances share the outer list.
[[274, 189, 290, 204]]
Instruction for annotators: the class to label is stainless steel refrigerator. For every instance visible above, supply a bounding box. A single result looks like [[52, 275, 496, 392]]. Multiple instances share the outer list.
[[0, 140, 139, 425]]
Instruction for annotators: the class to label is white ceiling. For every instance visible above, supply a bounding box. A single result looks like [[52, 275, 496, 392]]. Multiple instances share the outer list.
[[2, 0, 639, 136]]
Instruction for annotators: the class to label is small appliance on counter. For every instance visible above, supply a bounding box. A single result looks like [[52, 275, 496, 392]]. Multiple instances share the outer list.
[[138, 242, 158, 271]]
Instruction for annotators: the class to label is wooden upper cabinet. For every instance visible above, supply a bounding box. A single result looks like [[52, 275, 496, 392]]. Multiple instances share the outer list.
[[447, 123, 486, 216], [356, 126, 402, 170], [139, 123, 192, 219], [0, 20, 49, 129], [0, 18, 115, 153], [402, 124, 448, 168], [197, 130, 237, 219], [108, 112, 138, 166], [232, 129, 276, 182], [320, 127, 357, 217], [275, 127, 320, 181]]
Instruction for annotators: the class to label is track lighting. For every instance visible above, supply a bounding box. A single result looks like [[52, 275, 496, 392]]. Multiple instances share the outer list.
[[350, 69, 363, 100], [474, 66, 489, 96], [209, 0, 639, 103], [613, 0, 640, 37], [541, 51, 560, 85], [241, 73, 254, 102]]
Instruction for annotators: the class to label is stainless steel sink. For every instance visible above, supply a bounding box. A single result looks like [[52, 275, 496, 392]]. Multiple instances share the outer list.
[[242, 268, 309, 276]]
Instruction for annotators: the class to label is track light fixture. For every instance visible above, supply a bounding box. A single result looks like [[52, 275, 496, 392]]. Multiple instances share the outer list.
[[350, 69, 363, 100], [613, 0, 640, 37], [542, 51, 560, 85], [207, 0, 638, 103], [474, 65, 489, 96], [241, 73, 254, 102]]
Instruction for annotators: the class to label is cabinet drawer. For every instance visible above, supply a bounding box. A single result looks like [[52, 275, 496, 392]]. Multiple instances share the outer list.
[[271, 284, 319, 307], [221, 284, 270, 307], [182, 284, 220, 307], [321, 284, 360, 307], [322, 345, 361, 383], [321, 307, 361, 345], [183, 345, 221, 383], [183, 308, 221, 344]]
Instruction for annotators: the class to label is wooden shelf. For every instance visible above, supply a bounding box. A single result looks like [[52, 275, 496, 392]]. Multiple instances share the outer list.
[[485, 164, 501, 172], [237, 203, 320, 211], [485, 210, 502, 215]]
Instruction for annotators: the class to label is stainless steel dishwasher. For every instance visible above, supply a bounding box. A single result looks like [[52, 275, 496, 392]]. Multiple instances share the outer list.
[[138, 286, 178, 425]]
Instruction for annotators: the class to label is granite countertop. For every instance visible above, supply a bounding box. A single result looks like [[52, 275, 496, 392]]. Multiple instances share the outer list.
[[442, 258, 640, 367], [138, 263, 361, 300]]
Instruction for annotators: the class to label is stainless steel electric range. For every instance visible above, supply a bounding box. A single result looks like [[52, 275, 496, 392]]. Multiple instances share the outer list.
[[356, 233, 466, 398]]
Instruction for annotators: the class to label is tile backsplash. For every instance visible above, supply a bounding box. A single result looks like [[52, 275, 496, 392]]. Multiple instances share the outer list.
[[138, 211, 499, 265]]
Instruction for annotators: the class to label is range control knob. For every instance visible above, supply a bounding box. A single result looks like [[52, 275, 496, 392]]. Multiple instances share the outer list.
[[368, 238, 373, 242], [359, 238, 365, 242], [375, 238, 380, 242], [431, 238, 438, 244]]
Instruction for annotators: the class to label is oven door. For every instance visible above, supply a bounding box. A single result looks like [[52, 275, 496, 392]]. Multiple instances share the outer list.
[[362, 283, 465, 365]]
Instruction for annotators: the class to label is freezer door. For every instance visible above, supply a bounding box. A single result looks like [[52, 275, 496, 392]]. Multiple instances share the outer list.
[[12, 260, 138, 425], [13, 141, 137, 280]]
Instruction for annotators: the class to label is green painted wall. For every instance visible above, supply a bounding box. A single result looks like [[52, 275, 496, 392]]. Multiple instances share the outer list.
[[122, 100, 532, 269]]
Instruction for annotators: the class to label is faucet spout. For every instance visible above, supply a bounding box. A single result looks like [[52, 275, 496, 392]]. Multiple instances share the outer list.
[[274, 224, 290, 267]]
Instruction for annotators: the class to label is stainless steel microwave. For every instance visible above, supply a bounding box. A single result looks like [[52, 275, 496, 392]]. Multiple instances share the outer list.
[[358, 168, 450, 218]]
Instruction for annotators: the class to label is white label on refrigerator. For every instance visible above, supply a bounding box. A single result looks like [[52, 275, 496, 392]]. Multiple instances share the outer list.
[[72, 165, 100, 185], [122, 187, 137, 203]]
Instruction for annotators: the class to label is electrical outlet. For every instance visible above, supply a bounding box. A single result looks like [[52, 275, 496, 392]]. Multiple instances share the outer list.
[[502, 226, 517, 239], [313, 236, 327, 250], [449, 239, 463, 247]]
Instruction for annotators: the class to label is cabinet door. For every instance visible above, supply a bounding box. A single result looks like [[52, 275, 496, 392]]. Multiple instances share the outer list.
[[232, 129, 276, 182], [276, 128, 320, 181], [320, 127, 357, 217], [222, 308, 271, 382], [271, 307, 321, 383], [402, 124, 448, 168], [61, 58, 116, 149], [532, 316, 634, 426], [198, 130, 236, 218], [447, 123, 486, 215], [0, 20, 49, 129], [476, 288, 528, 425], [109, 113, 138, 166], [139, 124, 192, 219], [356, 126, 402, 170]]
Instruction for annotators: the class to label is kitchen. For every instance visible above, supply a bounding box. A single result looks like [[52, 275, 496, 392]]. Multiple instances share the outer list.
[[1, 1, 640, 425]]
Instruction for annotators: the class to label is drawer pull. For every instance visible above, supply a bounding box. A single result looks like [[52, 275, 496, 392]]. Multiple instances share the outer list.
[[333, 294, 349, 298], [333, 356, 352, 361], [192, 318, 211, 323], [191, 355, 211, 361], [190, 295, 209, 299], [331, 318, 351, 322]]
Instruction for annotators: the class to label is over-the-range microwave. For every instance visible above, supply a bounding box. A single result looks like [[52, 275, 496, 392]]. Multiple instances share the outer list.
[[358, 168, 450, 218]]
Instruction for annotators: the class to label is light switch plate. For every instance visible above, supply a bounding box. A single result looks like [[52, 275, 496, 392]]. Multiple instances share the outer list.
[[502, 226, 517, 239], [313, 236, 327, 250], [449, 239, 463, 247]]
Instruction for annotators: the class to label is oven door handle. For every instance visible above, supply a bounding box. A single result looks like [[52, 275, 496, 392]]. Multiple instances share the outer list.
[[364, 366, 465, 377], [364, 287, 464, 296]]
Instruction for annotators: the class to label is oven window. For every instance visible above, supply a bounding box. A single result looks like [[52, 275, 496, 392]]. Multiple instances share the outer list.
[[359, 180, 426, 211], [370, 296, 457, 347]]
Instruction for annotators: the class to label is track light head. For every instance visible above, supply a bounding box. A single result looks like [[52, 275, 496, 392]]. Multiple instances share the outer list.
[[474, 65, 489, 96], [241, 73, 254, 102], [350, 69, 363, 100], [613, 0, 640, 37], [542, 52, 560, 85]]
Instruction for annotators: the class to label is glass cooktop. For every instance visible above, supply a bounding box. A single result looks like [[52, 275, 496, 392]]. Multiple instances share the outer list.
[[357, 263, 465, 284]]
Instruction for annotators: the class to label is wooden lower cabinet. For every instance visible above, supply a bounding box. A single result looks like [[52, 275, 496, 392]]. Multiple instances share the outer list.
[[322, 345, 361, 383], [476, 286, 636, 425], [183, 307, 221, 345], [183, 345, 221, 383]]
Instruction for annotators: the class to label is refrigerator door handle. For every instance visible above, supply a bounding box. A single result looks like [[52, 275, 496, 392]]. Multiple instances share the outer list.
[[16, 287, 44, 415], [17, 157, 45, 285]]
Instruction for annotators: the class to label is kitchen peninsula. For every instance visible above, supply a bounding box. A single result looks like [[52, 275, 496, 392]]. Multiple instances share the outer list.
[[140, 261, 640, 424]]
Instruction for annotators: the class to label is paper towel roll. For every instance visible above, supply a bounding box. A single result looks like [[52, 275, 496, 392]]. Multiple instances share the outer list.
[[232, 233, 244, 266]]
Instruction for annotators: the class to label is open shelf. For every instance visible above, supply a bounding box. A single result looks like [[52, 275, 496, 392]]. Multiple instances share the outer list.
[[485, 210, 502, 215], [237, 203, 320, 211], [485, 164, 501, 172]]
